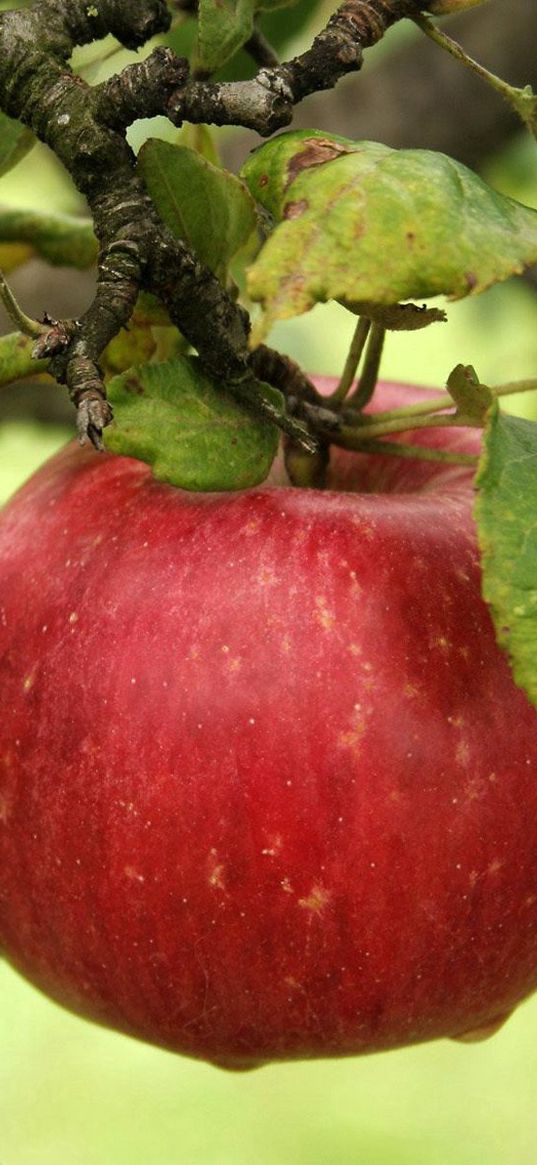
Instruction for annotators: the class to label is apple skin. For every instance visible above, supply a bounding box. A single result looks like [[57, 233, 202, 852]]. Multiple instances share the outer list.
[[0, 381, 536, 1069]]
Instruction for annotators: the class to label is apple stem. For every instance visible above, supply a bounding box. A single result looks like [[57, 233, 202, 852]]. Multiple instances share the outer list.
[[342, 379, 537, 432], [495, 378, 537, 399], [338, 434, 478, 465], [348, 323, 387, 409], [331, 316, 371, 403], [345, 392, 454, 425], [340, 411, 479, 443]]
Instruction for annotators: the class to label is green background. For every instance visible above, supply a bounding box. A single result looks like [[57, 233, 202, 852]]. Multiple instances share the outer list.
[[1, 957, 537, 1164]]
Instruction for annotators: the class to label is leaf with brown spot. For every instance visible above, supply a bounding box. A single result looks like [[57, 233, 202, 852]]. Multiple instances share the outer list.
[[283, 200, 309, 221], [241, 131, 537, 342], [242, 130, 370, 220], [286, 137, 354, 189]]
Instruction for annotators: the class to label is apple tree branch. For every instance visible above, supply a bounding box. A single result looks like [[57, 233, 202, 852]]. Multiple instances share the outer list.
[[0, 0, 432, 449]]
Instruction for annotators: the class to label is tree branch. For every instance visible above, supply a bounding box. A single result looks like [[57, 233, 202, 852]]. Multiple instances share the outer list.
[[0, 0, 435, 447], [167, 0, 426, 134]]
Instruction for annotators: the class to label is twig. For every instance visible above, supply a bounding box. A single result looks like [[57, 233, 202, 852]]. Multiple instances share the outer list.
[[0, 268, 44, 337], [415, 13, 537, 137], [244, 25, 280, 69]]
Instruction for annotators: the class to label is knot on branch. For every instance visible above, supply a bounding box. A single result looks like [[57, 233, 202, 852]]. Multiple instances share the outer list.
[[169, 70, 295, 135], [254, 69, 295, 135], [32, 316, 78, 360], [329, 0, 423, 47]]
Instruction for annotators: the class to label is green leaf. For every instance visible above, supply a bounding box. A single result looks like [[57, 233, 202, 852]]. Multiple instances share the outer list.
[[198, 0, 255, 71], [104, 357, 280, 492], [138, 139, 257, 282], [258, 0, 316, 49], [0, 205, 97, 268], [241, 131, 537, 341], [176, 122, 220, 167], [197, 0, 299, 71], [0, 112, 34, 178], [475, 405, 537, 708], [168, 0, 314, 83], [0, 331, 48, 386]]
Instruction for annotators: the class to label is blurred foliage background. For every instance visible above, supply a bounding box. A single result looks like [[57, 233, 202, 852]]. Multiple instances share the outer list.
[[2, 0, 537, 1161]]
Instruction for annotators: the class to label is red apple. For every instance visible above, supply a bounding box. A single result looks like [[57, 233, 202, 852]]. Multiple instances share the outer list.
[[0, 381, 536, 1069]]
